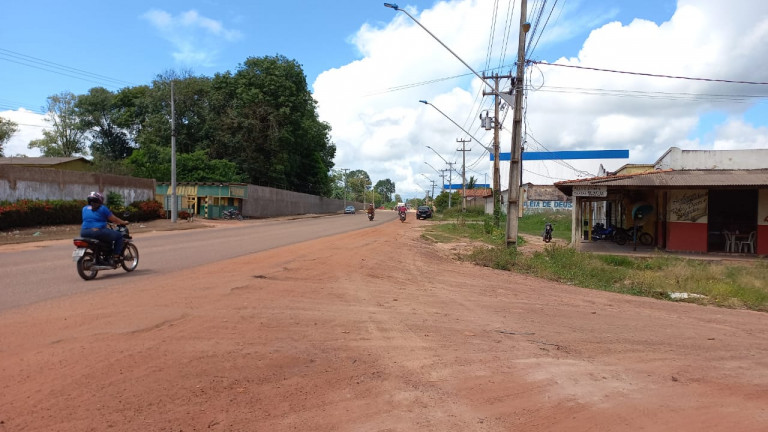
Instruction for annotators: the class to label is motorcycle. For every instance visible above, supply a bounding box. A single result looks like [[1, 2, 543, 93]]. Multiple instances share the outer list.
[[399, 210, 406, 223], [615, 225, 653, 246], [72, 224, 139, 280], [591, 223, 617, 242], [368, 212, 374, 221], [543, 222, 553, 243], [222, 208, 243, 220]]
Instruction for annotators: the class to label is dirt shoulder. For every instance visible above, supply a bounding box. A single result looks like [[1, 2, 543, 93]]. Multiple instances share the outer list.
[[0, 220, 766, 431]]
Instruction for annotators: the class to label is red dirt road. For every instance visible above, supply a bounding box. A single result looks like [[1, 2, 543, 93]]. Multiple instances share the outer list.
[[1, 220, 767, 431]]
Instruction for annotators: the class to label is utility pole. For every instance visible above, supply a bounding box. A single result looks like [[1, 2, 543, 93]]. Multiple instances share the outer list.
[[170, 81, 177, 223], [448, 163, 453, 209], [483, 72, 513, 227], [439, 169, 448, 194], [341, 168, 349, 209], [506, 0, 529, 247], [456, 138, 471, 212]]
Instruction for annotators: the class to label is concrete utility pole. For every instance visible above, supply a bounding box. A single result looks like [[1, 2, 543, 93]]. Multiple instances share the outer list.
[[446, 162, 454, 209], [170, 81, 177, 223], [506, 0, 529, 247], [439, 169, 448, 194], [456, 138, 471, 212], [483, 72, 513, 227], [341, 168, 349, 209]]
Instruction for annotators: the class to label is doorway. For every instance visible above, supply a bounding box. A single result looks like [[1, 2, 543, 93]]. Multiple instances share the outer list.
[[707, 189, 757, 252]]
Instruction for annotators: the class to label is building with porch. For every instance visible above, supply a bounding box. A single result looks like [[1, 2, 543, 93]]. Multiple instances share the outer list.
[[554, 147, 768, 255]]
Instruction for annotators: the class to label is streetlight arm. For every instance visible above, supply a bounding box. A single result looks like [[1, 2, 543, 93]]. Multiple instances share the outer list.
[[386, 4, 515, 105], [426, 145, 462, 178], [420, 100, 491, 151]]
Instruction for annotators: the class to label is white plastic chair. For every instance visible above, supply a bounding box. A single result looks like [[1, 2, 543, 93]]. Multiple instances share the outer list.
[[723, 231, 735, 253], [738, 231, 756, 254]]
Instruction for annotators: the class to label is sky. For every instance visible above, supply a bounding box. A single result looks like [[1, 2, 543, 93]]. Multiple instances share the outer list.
[[2, 0, 768, 200]]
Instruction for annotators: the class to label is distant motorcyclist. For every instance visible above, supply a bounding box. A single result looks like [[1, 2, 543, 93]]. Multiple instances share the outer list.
[[367, 204, 375, 220]]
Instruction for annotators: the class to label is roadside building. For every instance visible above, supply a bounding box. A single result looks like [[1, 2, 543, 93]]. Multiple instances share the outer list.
[[555, 147, 768, 255]]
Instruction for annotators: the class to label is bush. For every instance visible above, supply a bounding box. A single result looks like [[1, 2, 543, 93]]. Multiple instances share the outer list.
[[125, 200, 164, 222], [0, 199, 85, 230], [0, 198, 163, 230]]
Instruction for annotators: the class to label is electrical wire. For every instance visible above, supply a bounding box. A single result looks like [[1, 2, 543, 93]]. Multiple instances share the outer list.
[[529, 60, 768, 85], [0, 48, 136, 89]]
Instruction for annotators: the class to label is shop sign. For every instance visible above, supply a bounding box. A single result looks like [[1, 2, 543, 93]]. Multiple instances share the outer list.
[[573, 186, 607, 197]]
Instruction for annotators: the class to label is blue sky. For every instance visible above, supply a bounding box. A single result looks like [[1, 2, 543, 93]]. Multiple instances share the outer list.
[[3, 0, 768, 199]]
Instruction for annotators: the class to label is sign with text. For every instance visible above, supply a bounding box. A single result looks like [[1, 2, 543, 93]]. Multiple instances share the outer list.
[[573, 186, 607, 197], [669, 190, 708, 223]]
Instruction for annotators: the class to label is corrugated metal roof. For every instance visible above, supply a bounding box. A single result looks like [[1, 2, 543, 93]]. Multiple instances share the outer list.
[[555, 169, 768, 195]]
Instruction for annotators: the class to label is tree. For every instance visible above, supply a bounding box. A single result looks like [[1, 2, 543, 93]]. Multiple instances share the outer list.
[[0, 117, 19, 157], [124, 145, 245, 183], [467, 176, 477, 189], [208, 55, 335, 195], [76, 87, 133, 161], [28, 92, 88, 157], [346, 169, 371, 202], [374, 179, 396, 203]]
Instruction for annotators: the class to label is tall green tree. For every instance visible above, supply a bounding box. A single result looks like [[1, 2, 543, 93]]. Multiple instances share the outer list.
[[76, 87, 133, 161], [209, 55, 335, 195], [0, 117, 19, 157], [374, 179, 395, 203], [346, 169, 371, 202], [28, 92, 88, 157]]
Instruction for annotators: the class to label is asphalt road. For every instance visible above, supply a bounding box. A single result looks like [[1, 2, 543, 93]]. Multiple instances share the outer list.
[[0, 211, 396, 312]]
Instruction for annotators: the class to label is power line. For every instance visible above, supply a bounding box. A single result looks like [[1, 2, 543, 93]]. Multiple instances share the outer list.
[[530, 60, 768, 85], [0, 48, 136, 88]]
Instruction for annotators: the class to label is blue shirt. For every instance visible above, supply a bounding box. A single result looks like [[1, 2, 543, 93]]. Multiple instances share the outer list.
[[81, 205, 113, 229]]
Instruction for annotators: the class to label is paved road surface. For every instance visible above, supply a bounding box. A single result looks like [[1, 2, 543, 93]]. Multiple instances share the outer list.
[[0, 211, 396, 312]]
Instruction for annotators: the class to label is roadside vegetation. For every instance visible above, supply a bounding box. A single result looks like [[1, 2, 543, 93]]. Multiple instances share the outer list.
[[423, 210, 768, 312]]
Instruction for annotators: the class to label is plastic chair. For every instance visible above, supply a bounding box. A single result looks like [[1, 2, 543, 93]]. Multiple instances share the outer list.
[[723, 231, 735, 253], [738, 231, 756, 254]]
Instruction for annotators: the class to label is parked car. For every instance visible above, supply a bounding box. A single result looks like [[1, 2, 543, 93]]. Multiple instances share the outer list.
[[344, 205, 356, 214], [416, 205, 433, 220]]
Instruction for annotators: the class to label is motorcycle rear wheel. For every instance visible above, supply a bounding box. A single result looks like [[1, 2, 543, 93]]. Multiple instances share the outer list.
[[639, 232, 653, 246], [121, 243, 139, 272], [76, 251, 99, 280], [614, 232, 629, 245]]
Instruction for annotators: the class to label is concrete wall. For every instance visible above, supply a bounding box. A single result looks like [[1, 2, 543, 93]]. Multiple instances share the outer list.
[[243, 184, 361, 218], [0, 165, 155, 204], [656, 147, 768, 170]]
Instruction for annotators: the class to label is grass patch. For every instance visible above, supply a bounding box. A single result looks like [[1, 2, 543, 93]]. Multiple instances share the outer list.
[[423, 214, 768, 312]]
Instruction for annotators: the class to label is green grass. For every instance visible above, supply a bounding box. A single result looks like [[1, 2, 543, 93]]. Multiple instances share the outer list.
[[424, 212, 768, 312]]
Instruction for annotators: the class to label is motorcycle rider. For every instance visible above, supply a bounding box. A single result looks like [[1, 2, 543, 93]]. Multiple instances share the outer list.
[[80, 191, 128, 266], [366, 204, 375, 218]]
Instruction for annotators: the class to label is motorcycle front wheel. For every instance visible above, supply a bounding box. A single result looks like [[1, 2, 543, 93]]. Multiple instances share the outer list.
[[76, 251, 99, 280], [121, 243, 139, 272], [639, 233, 653, 246]]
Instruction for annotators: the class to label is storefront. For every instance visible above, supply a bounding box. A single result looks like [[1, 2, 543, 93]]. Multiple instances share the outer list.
[[556, 170, 768, 255]]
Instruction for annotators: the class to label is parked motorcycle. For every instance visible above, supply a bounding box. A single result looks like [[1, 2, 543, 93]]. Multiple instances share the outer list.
[[399, 210, 406, 223], [591, 223, 617, 242], [222, 208, 243, 220], [72, 224, 139, 280], [616, 225, 653, 246], [543, 222, 553, 243]]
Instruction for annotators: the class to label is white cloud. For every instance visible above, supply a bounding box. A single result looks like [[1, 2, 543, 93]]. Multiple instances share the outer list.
[[1, 109, 46, 157], [142, 9, 242, 67], [314, 0, 768, 198]]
